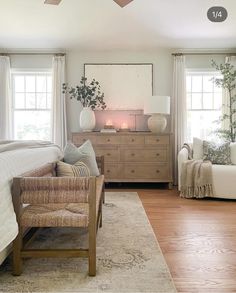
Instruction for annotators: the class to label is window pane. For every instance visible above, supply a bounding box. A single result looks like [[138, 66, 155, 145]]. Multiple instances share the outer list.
[[191, 93, 202, 109], [214, 83, 222, 93], [187, 110, 222, 142], [186, 76, 192, 92], [37, 76, 47, 92], [26, 93, 36, 109], [14, 111, 51, 140], [37, 93, 47, 109], [203, 76, 213, 92], [203, 93, 213, 109], [15, 93, 25, 108], [192, 76, 202, 92], [187, 93, 191, 109], [47, 93, 52, 109], [25, 76, 35, 92], [47, 76, 52, 92], [14, 76, 24, 92], [214, 93, 222, 109]]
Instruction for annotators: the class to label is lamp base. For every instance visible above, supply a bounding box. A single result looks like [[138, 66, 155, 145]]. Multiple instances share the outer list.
[[147, 114, 167, 133]]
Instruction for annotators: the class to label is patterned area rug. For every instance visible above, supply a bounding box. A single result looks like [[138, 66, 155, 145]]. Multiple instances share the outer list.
[[0, 192, 176, 293]]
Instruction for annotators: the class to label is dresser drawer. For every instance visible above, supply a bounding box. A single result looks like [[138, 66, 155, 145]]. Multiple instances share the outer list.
[[124, 164, 169, 179], [105, 164, 122, 178], [72, 134, 96, 145], [96, 135, 121, 145], [95, 148, 120, 162], [121, 135, 144, 145], [145, 135, 169, 145], [121, 149, 167, 162]]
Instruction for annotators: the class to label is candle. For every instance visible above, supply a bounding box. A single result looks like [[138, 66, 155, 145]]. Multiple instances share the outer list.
[[121, 122, 128, 129], [106, 119, 113, 126]]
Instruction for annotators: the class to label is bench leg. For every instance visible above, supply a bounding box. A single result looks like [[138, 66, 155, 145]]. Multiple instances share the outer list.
[[12, 231, 23, 276], [99, 209, 102, 228], [88, 233, 96, 276]]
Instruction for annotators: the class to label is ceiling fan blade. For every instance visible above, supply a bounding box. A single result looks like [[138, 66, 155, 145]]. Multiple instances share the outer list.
[[44, 0, 62, 5], [113, 0, 134, 8]]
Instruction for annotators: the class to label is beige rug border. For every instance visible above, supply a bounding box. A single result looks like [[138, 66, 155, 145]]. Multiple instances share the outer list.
[[110, 191, 177, 293]]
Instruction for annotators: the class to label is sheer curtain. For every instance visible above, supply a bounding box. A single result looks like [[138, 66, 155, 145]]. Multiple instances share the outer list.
[[222, 56, 236, 131], [52, 55, 67, 149], [172, 55, 187, 185], [0, 56, 12, 139]]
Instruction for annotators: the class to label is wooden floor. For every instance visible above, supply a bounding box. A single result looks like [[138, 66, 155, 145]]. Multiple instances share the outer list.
[[107, 185, 236, 293]]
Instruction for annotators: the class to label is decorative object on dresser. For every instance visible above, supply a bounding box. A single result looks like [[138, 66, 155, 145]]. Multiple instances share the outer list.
[[72, 132, 173, 188], [62, 77, 107, 132], [144, 95, 171, 133]]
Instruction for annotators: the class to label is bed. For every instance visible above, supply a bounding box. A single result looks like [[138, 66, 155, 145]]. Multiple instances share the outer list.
[[0, 141, 63, 265]]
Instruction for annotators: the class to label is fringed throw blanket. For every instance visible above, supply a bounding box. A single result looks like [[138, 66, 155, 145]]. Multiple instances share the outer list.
[[180, 159, 214, 198]]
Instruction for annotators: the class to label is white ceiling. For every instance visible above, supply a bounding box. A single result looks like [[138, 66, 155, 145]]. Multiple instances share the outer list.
[[0, 0, 236, 50]]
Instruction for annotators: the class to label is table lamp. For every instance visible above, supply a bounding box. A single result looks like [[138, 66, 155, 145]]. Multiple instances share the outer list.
[[144, 95, 170, 133]]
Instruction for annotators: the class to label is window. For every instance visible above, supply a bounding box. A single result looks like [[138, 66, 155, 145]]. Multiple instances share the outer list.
[[186, 71, 222, 142], [12, 72, 52, 140]]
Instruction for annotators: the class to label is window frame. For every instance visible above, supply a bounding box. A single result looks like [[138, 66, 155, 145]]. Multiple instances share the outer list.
[[186, 69, 223, 142], [11, 69, 53, 140]]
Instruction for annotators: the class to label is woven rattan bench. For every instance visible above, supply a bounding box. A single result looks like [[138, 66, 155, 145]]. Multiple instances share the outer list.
[[12, 157, 105, 277]]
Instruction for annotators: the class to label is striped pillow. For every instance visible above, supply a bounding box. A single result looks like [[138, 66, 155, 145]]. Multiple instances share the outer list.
[[56, 161, 90, 177]]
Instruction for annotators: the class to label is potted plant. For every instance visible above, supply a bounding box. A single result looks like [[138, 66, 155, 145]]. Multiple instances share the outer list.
[[63, 77, 107, 132], [212, 61, 236, 142]]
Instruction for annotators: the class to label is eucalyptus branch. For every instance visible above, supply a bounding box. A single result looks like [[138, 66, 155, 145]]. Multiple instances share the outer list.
[[62, 77, 107, 110]]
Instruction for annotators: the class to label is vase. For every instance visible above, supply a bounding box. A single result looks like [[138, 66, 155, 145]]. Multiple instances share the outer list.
[[80, 107, 96, 132]]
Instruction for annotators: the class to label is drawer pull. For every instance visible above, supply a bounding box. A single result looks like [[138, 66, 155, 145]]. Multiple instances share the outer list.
[[107, 153, 111, 156], [131, 139, 135, 142], [156, 170, 160, 173], [107, 170, 110, 173], [107, 139, 111, 142], [131, 170, 135, 173], [156, 139, 160, 142], [131, 153, 135, 157], [156, 153, 160, 156]]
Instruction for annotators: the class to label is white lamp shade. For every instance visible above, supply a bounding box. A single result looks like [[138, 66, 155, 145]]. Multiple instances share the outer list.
[[144, 96, 170, 115]]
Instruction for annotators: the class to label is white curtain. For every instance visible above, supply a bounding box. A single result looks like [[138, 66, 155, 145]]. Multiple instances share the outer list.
[[52, 55, 67, 149], [0, 56, 12, 139], [172, 55, 187, 185], [222, 56, 236, 131]]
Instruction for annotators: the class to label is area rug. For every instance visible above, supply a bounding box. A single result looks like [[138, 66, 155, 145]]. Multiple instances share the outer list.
[[0, 192, 176, 293]]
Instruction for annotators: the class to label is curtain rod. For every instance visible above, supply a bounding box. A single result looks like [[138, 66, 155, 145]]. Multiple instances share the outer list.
[[0, 52, 66, 56], [172, 52, 236, 56]]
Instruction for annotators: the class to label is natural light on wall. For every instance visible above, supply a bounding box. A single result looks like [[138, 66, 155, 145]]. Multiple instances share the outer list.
[[186, 71, 222, 142], [12, 72, 52, 140]]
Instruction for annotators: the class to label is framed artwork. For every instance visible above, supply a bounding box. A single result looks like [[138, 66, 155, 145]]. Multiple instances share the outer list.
[[84, 63, 153, 110]]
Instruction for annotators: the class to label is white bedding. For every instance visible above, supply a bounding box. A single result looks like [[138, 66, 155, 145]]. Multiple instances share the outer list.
[[0, 144, 62, 257]]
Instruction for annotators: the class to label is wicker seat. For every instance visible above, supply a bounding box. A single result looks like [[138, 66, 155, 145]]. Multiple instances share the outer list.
[[12, 157, 105, 277]]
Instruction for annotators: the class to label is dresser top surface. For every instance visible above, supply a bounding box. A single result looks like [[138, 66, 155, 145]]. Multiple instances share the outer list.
[[72, 131, 172, 136]]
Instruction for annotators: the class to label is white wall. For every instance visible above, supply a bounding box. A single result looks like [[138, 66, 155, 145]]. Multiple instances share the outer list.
[[66, 49, 173, 133], [10, 55, 52, 70], [186, 54, 225, 69]]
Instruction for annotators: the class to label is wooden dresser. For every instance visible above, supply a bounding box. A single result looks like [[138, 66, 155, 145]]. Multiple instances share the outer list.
[[72, 132, 173, 187]]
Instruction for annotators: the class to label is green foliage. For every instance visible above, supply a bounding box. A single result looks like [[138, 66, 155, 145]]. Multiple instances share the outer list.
[[212, 60, 236, 142], [62, 77, 107, 110]]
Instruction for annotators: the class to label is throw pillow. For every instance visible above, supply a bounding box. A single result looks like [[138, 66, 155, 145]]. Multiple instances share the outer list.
[[230, 143, 236, 165], [193, 137, 203, 160], [56, 160, 90, 177], [64, 140, 100, 176], [203, 141, 231, 165]]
